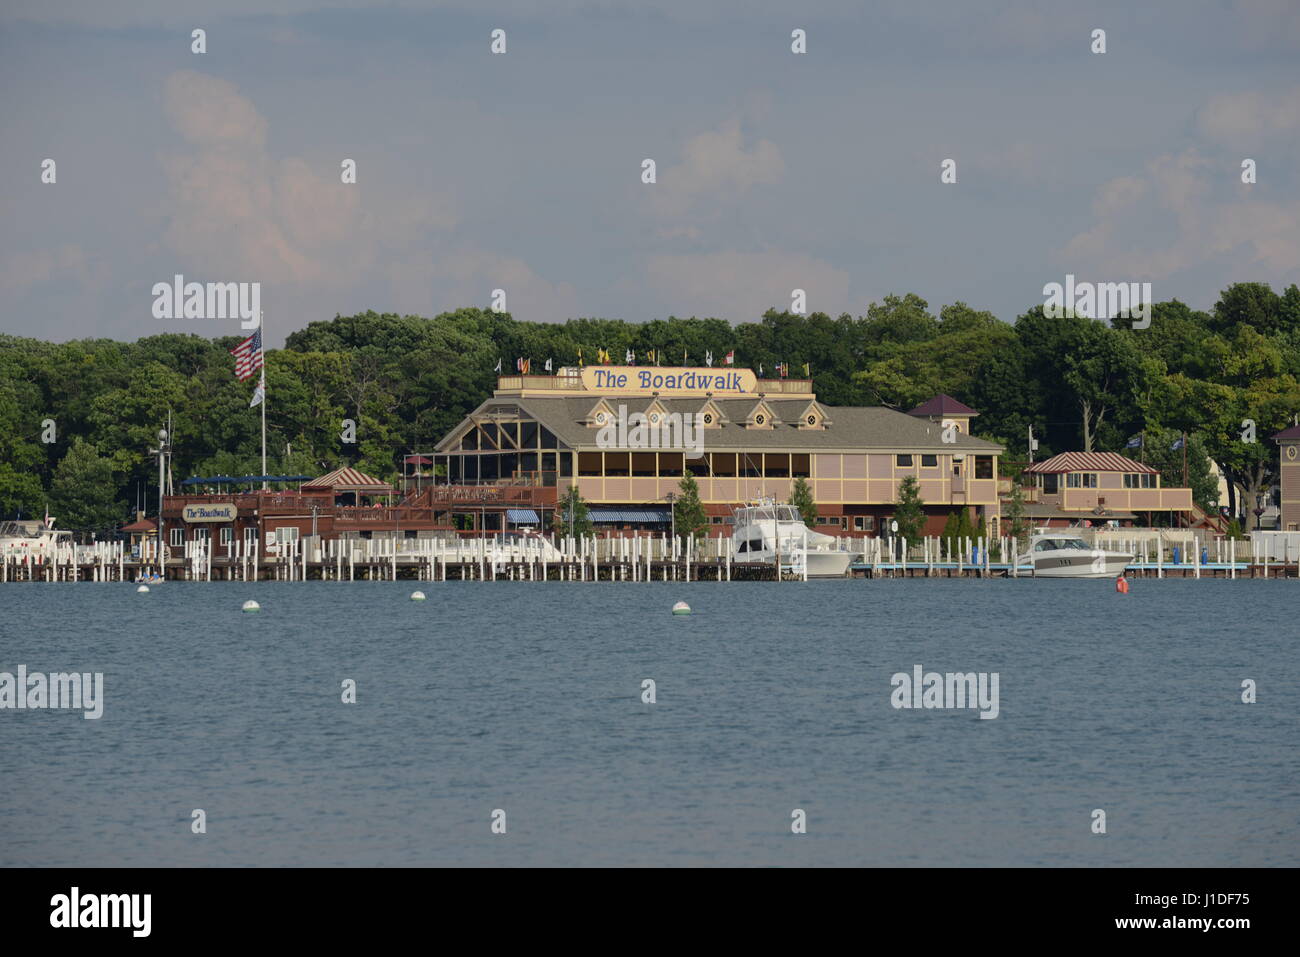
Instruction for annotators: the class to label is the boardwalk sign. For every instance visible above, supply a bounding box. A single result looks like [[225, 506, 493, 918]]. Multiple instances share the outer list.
[[182, 504, 236, 523], [582, 367, 755, 396]]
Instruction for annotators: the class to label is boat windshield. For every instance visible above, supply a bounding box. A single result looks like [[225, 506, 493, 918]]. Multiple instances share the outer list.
[[1034, 538, 1090, 551]]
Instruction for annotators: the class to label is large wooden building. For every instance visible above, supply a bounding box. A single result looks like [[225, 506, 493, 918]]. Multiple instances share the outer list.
[[426, 368, 1003, 537]]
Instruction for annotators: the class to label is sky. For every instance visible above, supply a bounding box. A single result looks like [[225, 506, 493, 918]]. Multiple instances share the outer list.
[[2, 0, 1298, 346]]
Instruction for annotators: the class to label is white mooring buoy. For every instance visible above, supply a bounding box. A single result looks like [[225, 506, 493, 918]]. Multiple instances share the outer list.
[[672, 601, 691, 616], [410, 590, 426, 601], [242, 600, 260, 613], [136, 585, 150, 594]]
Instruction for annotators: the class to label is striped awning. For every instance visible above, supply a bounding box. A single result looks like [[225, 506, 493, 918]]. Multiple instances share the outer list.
[[506, 509, 540, 523], [589, 509, 672, 524], [302, 467, 393, 492]]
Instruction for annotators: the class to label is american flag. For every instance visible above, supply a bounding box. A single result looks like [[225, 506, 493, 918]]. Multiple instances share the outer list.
[[230, 328, 263, 381]]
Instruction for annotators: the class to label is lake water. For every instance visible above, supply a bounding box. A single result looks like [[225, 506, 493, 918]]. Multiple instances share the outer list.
[[2, 578, 1296, 867]]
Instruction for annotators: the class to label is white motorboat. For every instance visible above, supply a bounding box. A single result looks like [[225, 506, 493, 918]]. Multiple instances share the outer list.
[[731, 500, 857, 578], [1030, 533, 1132, 578], [0, 519, 73, 557]]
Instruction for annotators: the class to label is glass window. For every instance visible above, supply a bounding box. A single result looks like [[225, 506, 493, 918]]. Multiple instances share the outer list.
[[739, 454, 762, 478], [578, 452, 603, 476], [1083, 473, 1097, 488], [499, 453, 518, 481], [479, 423, 498, 450], [974, 456, 994, 479], [460, 428, 478, 451], [921, 454, 938, 468], [479, 455, 500, 482], [896, 454, 913, 467], [220, 527, 233, 544], [170, 528, 184, 546], [1067, 473, 1081, 488], [539, 426, 558, 449], [711, 453, 737, 477], [631, 452, 656, 477], [659, 452, 684, 477], [275, 527, 299, 544], [560, 453, 573, 478], [792, 454, 811, 478], [518, 420, 538, 449]]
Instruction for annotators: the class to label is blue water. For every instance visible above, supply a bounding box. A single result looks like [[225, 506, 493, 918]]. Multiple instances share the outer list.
[[2, 579, 1296, 867]]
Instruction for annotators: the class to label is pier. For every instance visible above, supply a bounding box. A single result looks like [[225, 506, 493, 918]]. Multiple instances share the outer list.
[[5, 532, 1298, 582]]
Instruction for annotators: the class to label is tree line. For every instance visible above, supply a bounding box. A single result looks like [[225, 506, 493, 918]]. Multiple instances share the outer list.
[[2, 282, 1297, 532]]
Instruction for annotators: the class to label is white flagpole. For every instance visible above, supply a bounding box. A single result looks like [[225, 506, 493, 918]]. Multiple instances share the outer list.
[[260, 311, 267, 490]]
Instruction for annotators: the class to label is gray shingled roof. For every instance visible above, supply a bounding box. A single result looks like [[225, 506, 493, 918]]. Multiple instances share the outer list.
[[438, 395, 1003, 454]]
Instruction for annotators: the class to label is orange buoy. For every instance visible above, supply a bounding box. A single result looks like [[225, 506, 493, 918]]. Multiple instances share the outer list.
[[1115, 575, 1129, 594]]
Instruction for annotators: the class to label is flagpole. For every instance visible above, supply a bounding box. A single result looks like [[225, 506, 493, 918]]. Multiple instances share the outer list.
[[261, 311, 267, 491]]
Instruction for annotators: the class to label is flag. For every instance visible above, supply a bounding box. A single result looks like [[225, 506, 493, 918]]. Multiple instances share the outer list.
[[778, 362, 789, 378], [758, 363, 764, 376], [705, 350, 714, 367], [802, 362, 810, 377], [577, 348, 584, 367], [597, 347, 610, 364], [646, 349, 656, 365], [494, 358, 502, 373], [230, 328, 263, 382], [683, 349, 688, 364], [724, 350, 735, 365], [544, 357, 553, 372], [626, 348, 635, 364], [1171, 436, 1184, 451], [249, 374, 265, 408], [515, 358, 530, 374], [1126, 435, 1143, 449]]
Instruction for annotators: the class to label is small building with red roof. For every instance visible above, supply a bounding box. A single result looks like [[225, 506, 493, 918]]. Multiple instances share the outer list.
[[1019, 451, 1192, 526]]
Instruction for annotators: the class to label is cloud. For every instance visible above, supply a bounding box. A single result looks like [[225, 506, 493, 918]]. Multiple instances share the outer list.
[[643, 250, 850, 323], [646, 118, 784, 219], [1060, 147, 1300, 279], [1196, 87, 1300, 145]]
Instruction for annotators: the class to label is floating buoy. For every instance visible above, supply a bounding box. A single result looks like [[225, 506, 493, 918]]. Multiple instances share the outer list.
[[672, 601, 691, 616], [1115, 576, 1129, 594], [242, 600, 260, 613], [410, 590, 426, 601], [136, 585, 150, 593]]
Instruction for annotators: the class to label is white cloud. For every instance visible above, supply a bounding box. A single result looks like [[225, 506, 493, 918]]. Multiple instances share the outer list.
[[647, 118, 784, 219]]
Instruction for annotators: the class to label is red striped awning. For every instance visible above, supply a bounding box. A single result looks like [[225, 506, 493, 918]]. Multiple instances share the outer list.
[[1023, 452, 1158, 475], [301, 467, 393, 492]]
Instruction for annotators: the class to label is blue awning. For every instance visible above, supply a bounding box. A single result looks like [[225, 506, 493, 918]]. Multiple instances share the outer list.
[[589, 509, 672, 524], [506, 509, 540, 523]]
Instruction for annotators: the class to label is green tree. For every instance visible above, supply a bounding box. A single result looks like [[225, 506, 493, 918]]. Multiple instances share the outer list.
[[1004, 483, 1029, 545], [553, 484, 594, 538], [673, 472, 708, 541], [788, 476, 817, 528], [892, 476, 925, 543], [49, 438, 123, 533]]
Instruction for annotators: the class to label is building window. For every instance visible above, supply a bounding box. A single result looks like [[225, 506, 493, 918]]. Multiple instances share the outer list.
[[578, 452, 602, 476], [275, 527, 300, 544], [791, 454, 811, 478], [853, 516, 876, 532], [169, 528, 184, 546], [711, 453, 737, 477], [220, 527, 233, 545], [974, 456, 994, 479], [1142, 473, 1154, 488], [896, 454, 913, 467], [921, 454, 938, 468]]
